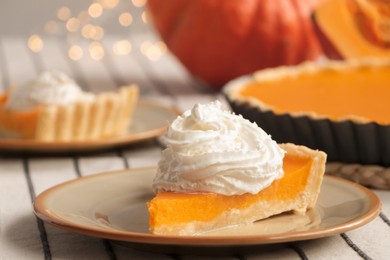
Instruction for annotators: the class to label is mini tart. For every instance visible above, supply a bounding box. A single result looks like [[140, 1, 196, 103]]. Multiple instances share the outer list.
[[147, 143, 327, 236], [0, 85, 138, 141], [223, 58, 390, 166]]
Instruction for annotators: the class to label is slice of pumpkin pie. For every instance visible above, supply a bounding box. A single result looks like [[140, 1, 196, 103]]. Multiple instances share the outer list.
[[147, 101, 326, 236]]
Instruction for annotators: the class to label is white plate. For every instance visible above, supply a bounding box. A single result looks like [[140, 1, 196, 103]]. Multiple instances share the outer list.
[[0, 102, 179, 153], [34, 168, 381, 252]]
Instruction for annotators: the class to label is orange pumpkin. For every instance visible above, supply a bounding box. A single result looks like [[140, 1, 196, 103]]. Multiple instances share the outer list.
[[314, 0, 390, 60], [147, 0, 325, 87]]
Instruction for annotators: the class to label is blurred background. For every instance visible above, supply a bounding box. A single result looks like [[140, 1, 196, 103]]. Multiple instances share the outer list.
[[0, 0, 190, 95], [0, 0, 149, 35], [0, 0, 167, 64]]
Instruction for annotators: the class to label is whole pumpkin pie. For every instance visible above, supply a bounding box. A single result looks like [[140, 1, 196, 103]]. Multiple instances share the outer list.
[[147, 102, 326, 235], [223, 58, 390, 166], [0, 71, 138, 141]]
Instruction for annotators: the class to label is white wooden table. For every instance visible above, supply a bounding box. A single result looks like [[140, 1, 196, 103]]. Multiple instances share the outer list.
[[0, 32, 389, 260]]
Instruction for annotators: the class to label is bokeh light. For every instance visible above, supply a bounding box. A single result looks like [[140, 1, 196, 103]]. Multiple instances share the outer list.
[[57, 6, 71, 21], [113, 40, 132, 55], [88, 3, 103, 18], [118, 12, 133, 27], [66, 17, 81, 32], [68, 45, 83, 60], [89, 41, 105, 60], [28, 34, 44, 53], [140, 41, 167, 61], [81, 24, 95, 39]]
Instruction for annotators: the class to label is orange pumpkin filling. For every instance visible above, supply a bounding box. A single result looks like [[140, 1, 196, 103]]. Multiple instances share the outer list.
[[148, 153, 312, 229], [239, 66, 390, 124], [0, 93, 41, 138]]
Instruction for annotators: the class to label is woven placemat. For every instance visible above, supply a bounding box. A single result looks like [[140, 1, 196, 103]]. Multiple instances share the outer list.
[[326, 162, 390, 190]]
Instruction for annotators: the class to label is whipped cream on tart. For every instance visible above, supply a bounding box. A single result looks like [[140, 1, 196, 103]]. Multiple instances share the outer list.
[[5, 71, 91, 111], [0, 71, 139, 141]]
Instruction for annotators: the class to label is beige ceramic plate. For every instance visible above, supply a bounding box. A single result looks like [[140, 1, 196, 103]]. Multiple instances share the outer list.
[[34, 168, 381, 251], [0, 102, 179, 153]]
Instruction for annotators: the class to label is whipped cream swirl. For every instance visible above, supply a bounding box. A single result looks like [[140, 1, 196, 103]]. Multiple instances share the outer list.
[[5, 71, 90, 111], [153, 101, 285, 195]]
